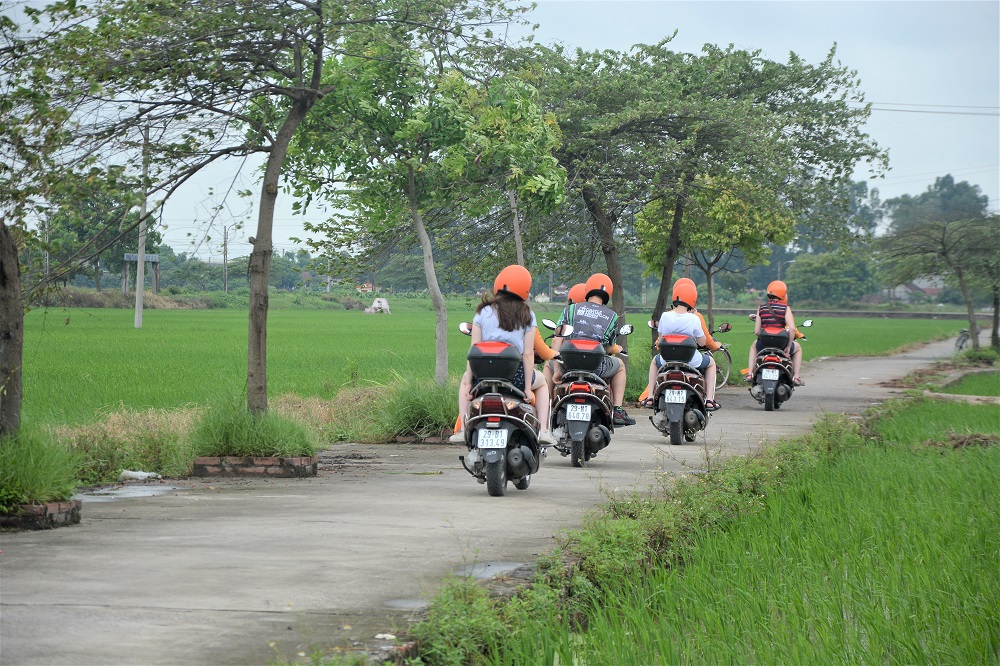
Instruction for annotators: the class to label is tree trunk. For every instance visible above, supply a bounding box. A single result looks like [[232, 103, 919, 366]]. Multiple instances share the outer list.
[[507, 191, 525, 268], [651, 189, 687, 348], [0, 221, 24, 437], [409, 166, 449, 386], [248, 100, 313, 415], [581, 186, 628, 357], [992, 285, 999, 350], [951, 264, 980, 351]]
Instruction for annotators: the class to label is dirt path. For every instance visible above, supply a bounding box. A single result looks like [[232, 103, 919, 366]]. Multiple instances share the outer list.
[[0, 339, 957, 665]]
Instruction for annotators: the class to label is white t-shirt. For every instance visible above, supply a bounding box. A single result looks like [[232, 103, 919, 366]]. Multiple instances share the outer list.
[[657, 309, 705, 366], [474, 305, 536, 354]]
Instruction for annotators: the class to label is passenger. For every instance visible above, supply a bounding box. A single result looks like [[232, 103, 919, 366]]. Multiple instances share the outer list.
[[450, 265, 555, 445], [643, 279, 720, 411], [552, 273, 635, 426], [747, 280, 804, 386], [544, 282, 588, 395]]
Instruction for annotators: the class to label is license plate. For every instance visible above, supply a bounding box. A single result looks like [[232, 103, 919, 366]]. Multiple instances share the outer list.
[[477, 429, 508, 449], [566, 403, 592, 421], [663, 389, 686, 404], [761, 368, 780, 381]]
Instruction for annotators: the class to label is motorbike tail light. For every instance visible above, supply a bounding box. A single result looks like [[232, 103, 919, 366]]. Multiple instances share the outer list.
[[504, 399, 519, 410], [481, 396, 504, 412], [666, 371, 685, 382], [569, 383, 592, 393], [764, 355, 781, 363], [487, 416, 501, 423]]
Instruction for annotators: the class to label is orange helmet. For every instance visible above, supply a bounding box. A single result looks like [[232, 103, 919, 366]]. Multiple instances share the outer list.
[[493, 265, 532, 301], [767, 280, 788, 303], [567, 282, 588, 304], [672, 279, 698, 309], [584, 273, 613, 304]]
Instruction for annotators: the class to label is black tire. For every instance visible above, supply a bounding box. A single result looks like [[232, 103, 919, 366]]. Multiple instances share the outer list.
[[764, 392, 776, 412], [513, 474, 530, 490], [685, 430, 697, 442], [486, 459, 507, 496], [571, 440, 585, 468], [669, 419, 684, 446], [956, 334, 969, 351], [713, 347, 732, 389]]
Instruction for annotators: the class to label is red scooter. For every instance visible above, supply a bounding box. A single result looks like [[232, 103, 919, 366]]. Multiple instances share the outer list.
[[457, 323, 544, 497], [545, 320, 633, 467], [748, 319, 813, 411], [646, 321, 731, 445]]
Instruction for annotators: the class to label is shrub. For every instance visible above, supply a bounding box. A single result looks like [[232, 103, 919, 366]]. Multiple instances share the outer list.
[[0, 427, 78, 513], [189, 399, 319, 457], [960, 346, 998, 366]]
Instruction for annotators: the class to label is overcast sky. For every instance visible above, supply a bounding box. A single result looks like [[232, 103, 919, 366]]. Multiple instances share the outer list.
[[161, 0, 999, 259]]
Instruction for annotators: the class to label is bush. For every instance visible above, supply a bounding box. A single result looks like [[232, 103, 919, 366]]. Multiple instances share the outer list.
[[0, 427, 78, 513], [189, 399, 319, 457], [960, 346, 998, 366]]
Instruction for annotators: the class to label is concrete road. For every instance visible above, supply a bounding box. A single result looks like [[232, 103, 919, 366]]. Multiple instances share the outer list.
[[0, 340, 956, 665]]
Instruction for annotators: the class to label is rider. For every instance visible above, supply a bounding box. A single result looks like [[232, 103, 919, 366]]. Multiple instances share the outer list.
[[643, 279, 720, 411], [551, 273, 636, 426], [638, 277, 720, 407], [450, 265, 555, 446], [543, 282, 588, 394], [747, 280, 804, 386]]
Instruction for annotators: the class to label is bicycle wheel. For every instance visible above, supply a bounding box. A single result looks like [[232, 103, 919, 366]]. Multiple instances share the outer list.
[[712, 346, 732, 389], [956, 331, 970, 351]]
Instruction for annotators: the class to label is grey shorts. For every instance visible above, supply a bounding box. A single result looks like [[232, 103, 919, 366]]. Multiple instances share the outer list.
[[597, 355, 622, 379]]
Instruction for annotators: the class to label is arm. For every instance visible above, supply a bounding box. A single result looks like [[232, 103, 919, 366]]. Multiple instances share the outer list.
[[522, 327, 535, 404], [697, 312, 721, 351], [533, 328, 558, 362]]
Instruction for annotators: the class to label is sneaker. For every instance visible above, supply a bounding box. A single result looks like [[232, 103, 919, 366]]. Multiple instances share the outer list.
[[537, 430, 556, 446], [613, 407, 636, 426], [449, 431, 466, 444]]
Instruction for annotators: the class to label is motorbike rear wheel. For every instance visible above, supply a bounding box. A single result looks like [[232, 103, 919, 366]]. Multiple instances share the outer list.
[[764, 392, 776, 411], [486, 459, 507, 496], [669, 419, 684, 446], [513, 474, 531, 490], [571, 440, 585, 467]]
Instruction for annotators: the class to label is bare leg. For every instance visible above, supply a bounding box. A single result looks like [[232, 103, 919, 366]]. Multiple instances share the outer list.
[[705, 357, 717, 402], [792, 342, 803, 382], [646, 358, 657, 400], [456, 366, 473, 432], [531, 372, 551, 432], [611, 366, 627, 406], [747, 342, 757, 377]]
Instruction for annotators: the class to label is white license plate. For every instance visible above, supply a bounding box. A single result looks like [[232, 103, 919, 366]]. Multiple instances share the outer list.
[[663, 389, 687, 404], [477, 429, 508, 449], [761, 368, 780, 381], [566, 403, 592, 421]]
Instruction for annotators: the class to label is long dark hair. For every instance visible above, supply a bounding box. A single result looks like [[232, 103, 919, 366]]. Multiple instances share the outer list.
[[476, 291, 532, 331]]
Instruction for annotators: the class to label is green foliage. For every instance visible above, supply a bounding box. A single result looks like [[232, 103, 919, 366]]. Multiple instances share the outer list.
[[867, 396, 1000, 445], [407, 579, 507, 665], [941, 371, 1000, 397], [383, 380, 457, 438], [0, 427, 78, 513], [190, 399, 318, 458], [785, 250, 878, 306], [960, 347, 999, 366]]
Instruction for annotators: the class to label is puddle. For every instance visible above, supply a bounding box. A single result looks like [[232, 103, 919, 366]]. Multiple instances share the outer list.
[[74, 485, 185, 502], [385, 598, 429, 611], [454, 561, 524, 580]]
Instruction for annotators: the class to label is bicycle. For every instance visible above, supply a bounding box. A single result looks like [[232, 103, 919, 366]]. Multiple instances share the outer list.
[[707, 344, 732, 389], [955, 328, 971, 351]]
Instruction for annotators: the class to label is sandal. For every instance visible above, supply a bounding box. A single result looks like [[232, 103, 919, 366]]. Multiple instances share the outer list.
[[705, 399, 721, 412], [638, 398, 655, 408], [793, 377, 805, 387]]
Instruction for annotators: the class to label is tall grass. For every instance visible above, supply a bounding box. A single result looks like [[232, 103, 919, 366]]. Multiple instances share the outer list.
[[0, 427, 78, 511], [24, 305, 958, 426], [189, 398, 318, 458], [942, 370, 1000, 397]]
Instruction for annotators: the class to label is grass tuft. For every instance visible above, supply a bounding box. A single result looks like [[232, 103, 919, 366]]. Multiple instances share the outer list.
[[0, 427, 78, 513], [189, 398, 318, 458]]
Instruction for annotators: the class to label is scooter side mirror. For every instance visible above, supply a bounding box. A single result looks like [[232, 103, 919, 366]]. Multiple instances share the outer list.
[[541, 318, 558, 330], [555, 324, 574, 337], [618, 323, 634, 336], [801, 320, 813, 327], [459, 322, 472, 336], [647, 320, 658, 330], [717, 322, 732, 333]]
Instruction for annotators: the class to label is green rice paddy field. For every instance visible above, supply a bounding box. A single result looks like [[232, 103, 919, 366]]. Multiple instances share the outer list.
[[24, 302, 964, 426]]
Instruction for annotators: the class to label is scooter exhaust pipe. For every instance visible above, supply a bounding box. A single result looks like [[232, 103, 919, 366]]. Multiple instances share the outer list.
[[507, 445, 537, 477], [587, 425, 610, 450]]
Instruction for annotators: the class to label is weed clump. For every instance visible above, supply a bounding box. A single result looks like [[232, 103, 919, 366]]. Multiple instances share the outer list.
[[189, 399, 318, 458], [0, 427, 78, 513]]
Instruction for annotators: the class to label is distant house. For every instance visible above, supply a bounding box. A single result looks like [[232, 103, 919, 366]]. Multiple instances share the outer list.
[[889, 277, 945, 303], [553, 283, 569, 298], [355, 282, 381, 294]]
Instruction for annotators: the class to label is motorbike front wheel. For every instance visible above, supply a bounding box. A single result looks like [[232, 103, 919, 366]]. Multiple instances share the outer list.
[[486, 459, 507, 496], [514, 474, 530, 490], [571, 440, 585, 467], [669, 419, 684, 446]]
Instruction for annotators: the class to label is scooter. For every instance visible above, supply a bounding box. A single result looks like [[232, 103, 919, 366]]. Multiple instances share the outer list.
[[545, 320, 634, 467], [748, 319, 813, 411], [648, 329, 711, 446], [456, 323, 544, 497]]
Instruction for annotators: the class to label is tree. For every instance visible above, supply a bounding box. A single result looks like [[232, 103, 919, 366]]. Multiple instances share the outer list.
[[5, 0, 526, 423], [784, 251, 877, 306], [289, 27, 563, 385]]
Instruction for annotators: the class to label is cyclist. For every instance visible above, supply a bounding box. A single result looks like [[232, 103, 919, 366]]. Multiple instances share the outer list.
[[552, 273, 636, 426], [642, 279, 720, 411]]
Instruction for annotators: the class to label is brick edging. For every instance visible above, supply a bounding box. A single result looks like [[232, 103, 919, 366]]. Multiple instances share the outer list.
[[0, 500, 82, 530], [192, 455, 318, 477]]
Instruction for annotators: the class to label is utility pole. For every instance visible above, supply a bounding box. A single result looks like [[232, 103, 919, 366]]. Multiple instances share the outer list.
[[134, 124, 149, 329], [223, 224, 229, 293]]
